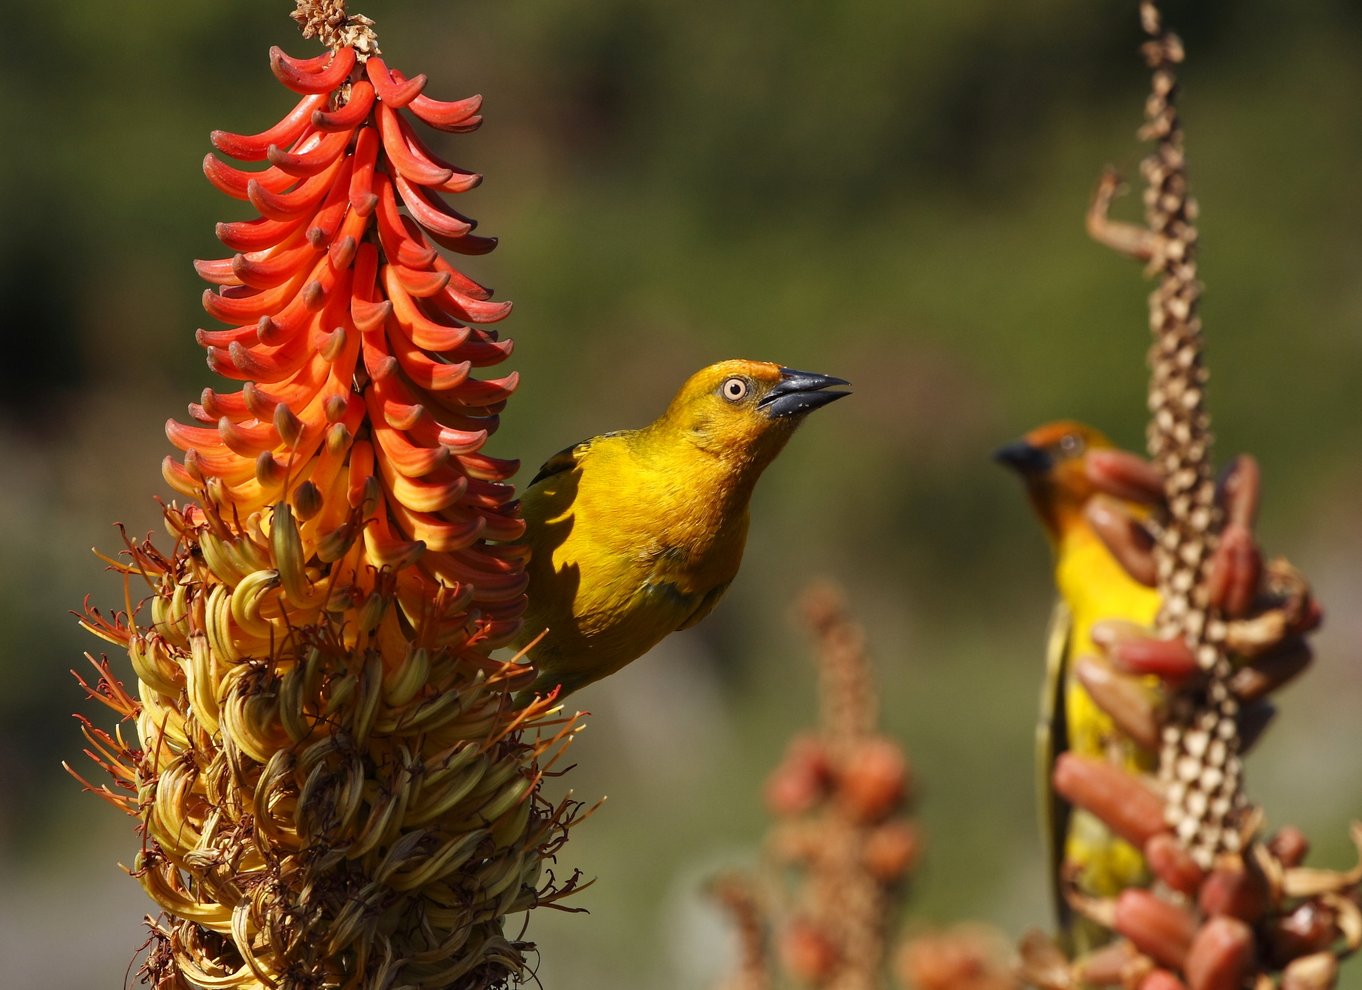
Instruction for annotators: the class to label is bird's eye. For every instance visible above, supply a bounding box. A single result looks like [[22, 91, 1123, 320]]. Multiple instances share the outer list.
[[1058, 433, 1085, 457], [720, 377, 749, 402]]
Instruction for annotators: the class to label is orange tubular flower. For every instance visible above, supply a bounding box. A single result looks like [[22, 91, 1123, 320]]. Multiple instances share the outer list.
[[71, 23, 587, 990]]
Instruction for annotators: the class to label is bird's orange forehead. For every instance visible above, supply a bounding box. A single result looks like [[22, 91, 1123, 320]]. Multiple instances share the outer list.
[[1023, 419, 1113, 454], [687, 359, 784, 390]]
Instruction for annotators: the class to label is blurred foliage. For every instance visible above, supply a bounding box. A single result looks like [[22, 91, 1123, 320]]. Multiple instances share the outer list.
[[2, 1, 1360, 987]]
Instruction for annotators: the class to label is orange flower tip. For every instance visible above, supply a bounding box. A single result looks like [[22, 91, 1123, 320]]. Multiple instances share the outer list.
[[257, 315, 289, 347], [311, 80, 376, 132], [269, 44, 356, 95], [181, 449, 205, 481], [394, 266, 452, 298], [365, 58, 428, 108], [409, 92, 484, 131], [369, 355, 400, 382], [325, 421, 354, 454], [316, 522, 361, 563], [329, 235, 358, 271], [355, 475, 381, 514], [351, 192, 380, 218], [302, 280, 326, 310], [256, 451, 287, 487], [243, 381, 274, 419], [352, 298, 392, 334], [207, 92, 328, 161], [193, 257, 237, 284], [273, 403, 303, 445], [323, 394, 351, 424], [320, 327, 348, 362], [293, 481, 324, 521], [396, 240, 438, 269], [205, 476, 228, 506]]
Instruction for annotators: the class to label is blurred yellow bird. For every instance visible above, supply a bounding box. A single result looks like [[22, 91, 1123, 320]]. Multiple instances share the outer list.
[[996, 420, 1161, 954], [513, 359, 849, 700]]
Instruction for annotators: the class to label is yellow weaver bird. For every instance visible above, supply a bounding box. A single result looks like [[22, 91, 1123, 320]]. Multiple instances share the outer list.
[[513, 359, 849, 700], [996, 421, 1161, 954]]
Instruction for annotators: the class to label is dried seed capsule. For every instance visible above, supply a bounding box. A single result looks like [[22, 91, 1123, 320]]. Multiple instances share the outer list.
[[1054, 753, 1167, 849], [1184, 917, 1255, 990], [1115, 890, 1196, 970]]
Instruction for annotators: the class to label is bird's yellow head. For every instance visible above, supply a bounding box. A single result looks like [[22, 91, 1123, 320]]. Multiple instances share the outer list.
[[651, 359, 851, 468], [995, 420, 1115, 543]]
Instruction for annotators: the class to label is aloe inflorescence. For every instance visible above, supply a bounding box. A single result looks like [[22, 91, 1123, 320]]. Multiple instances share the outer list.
[[70, 6, 589, 987]]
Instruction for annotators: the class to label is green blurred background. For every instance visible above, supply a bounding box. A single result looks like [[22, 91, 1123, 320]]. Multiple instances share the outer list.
[[2, 1, 1360, 986]]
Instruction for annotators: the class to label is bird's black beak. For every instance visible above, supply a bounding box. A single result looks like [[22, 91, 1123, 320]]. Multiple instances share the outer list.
[[993, 439, 1051, 475], [757, 368, 851, 419]]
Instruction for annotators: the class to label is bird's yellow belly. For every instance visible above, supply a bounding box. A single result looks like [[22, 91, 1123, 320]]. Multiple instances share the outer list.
[[1055, 536, 1162, 903]]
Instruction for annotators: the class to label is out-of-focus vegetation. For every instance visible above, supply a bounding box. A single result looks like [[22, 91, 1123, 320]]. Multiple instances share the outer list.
[[2, 2, 1359, 987]]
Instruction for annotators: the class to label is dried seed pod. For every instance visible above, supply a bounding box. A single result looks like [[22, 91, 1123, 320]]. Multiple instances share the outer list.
[[836, 735, 910, 824], [1115, 890, 1196, 970], [1053, 753, 1167, 850], [1198, 860, 1270, 923], [764, 734, 833, 817], [1074, 656, 1162, 751], [780, 918, 840, 984], [862, 820, 923, 882], [1140, 969, 1190, 990], [1266, 901, 1339, 967], [1183, 917, 1255, 990], [1268, 826, 1310, 870], [1145, 833, 1206, 896]]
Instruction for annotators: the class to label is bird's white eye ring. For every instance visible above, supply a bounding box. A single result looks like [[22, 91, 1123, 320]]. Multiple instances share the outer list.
[[1058, 433, 1084, 457], [720, 377, 749, 402]]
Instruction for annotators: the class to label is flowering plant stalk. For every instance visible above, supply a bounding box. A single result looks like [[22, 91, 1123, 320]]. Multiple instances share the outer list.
[[70, 4, 587, 987]]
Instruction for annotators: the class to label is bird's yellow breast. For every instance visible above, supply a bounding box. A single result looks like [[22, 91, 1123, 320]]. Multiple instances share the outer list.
[[1053, 524, 1161, 907], [518, 431, 753, 691]]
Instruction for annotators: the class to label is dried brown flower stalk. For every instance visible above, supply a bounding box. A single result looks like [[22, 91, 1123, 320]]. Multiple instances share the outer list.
[[1089, 0, 1244, 872], [711, 583, 993, 990], [1019, 4, 1362, 987]]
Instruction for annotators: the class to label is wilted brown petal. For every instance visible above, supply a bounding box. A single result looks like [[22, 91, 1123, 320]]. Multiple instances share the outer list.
[[1281, 951, 1340, 990]]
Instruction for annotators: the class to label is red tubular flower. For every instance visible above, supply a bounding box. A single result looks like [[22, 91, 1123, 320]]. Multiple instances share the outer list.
[[166, 45, 526, 649]]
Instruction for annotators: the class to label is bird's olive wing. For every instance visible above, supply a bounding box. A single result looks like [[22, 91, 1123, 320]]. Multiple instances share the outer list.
[[527, 431, 628, 488], [1039, 597, 1074, 941], [676, 580, 731, 631]]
